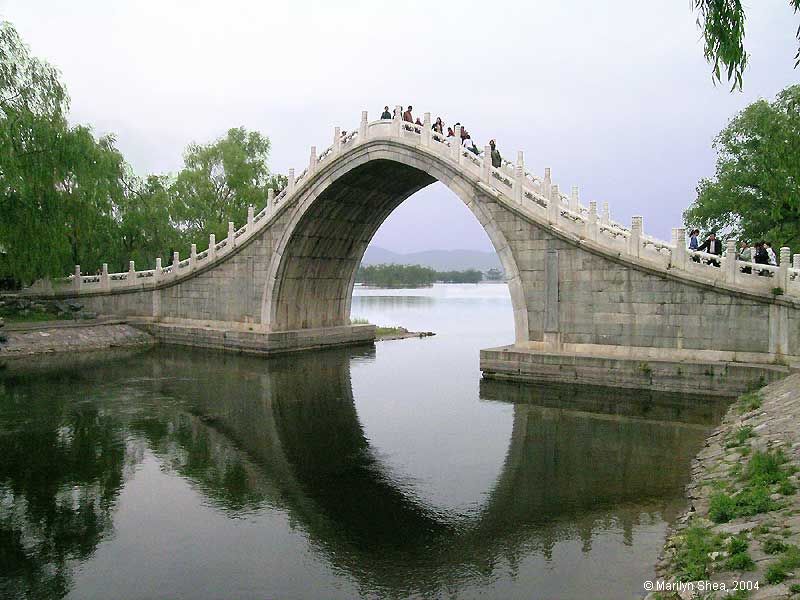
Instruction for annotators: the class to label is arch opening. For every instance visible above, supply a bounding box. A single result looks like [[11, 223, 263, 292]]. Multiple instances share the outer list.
[[264, 150, 529, 341]]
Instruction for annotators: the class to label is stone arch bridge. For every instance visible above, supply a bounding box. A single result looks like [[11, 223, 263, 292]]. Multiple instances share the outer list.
[[29, 108, 800, 392]]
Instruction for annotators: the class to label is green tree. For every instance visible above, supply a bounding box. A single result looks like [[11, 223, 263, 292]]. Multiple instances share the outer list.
[[172, 127, 286, 250], [0, 21, 127, 283], [684, 84, 800, 250], [117, 174, 183, 270], [693, 1, 800, 90]]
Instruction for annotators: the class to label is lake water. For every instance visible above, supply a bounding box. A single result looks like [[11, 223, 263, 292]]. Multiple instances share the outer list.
[[0, 284, 728, 599]]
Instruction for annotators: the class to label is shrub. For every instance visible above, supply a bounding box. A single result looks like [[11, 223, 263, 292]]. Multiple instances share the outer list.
[[709, 492, 737, 523], [745, 450, 789, 486], [709, 484, 779, 523], [762, 537, 788, 555], [736, 392, 762, 414], [764, 545, 800, 584], [673, 526, 723, 582]]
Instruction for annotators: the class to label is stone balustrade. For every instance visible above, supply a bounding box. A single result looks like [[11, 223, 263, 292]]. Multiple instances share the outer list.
[[39, 111, 800, 300]]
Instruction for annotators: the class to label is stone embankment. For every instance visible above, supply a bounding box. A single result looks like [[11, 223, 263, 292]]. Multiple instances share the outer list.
[[0, 319, 154, 362], [649, 373, 800, 599]]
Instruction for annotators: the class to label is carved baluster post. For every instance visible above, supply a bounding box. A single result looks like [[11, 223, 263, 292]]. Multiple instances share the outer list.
[[190, 244, 197, 270], [724, 238, 737, 283], [394, 105, 402, 137], [172, 252, 179, 274], [629, 216, 642, 258], [228, 221, 235, 248], [208, 234, 216, 260], [453, 125, 462, 162], [672, 228, 687, 270], [570, 186, 579, 213], [779, 247, 791, 292], [128, 260, 136, 284], [288, 168, 295, 195], [74, 265, 82, 291], [359, 110, 368, 141], [247, 204, 255, 230], [794, 254, 800, 270], [267, 188, 274, 210], [422, 112, 431, 146], [586, 202, 598, 241], [334, 127, 341, 154], [514, 151, 524, 203], [101, 263, 109, 290], [482, 145, 491, 183], [542, 167, 552, 200], [601, 201, 610, 225], [548, 184, 560, 223], [309, 146, 317, 174], [154, 258, 162, 284]]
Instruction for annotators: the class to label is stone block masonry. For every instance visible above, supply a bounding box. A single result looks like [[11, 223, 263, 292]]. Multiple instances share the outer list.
[[21, 112, 800, 391]]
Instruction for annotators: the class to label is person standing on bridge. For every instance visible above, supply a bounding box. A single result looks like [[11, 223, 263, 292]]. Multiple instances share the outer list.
[[403, 106, 413, 122], [381, 106, 392, 119], [433, 117, 444, 134], [490, 139, 502, 168], [697, 233, 722, 266]]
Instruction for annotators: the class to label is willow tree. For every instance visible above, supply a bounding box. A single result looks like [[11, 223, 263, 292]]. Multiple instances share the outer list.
[[684, 85, 800, 250], [694, 0, 800, 90], [0, 21, 126, 283]]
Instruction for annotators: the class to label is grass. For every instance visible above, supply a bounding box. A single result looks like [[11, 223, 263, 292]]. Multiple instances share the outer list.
[[709, 450, 790, 523], [723, 532, 755, 571], [375, 326, 407, 336], [736, 391, 763, 414], [349, 317, 369, 325], [673, 525, 724, 581], [725, 425, 754, 448], [765, 545, 800, 584], [0, 310, 67, 323], [762, 537, 788, 555], [790, 583, 800, 594]]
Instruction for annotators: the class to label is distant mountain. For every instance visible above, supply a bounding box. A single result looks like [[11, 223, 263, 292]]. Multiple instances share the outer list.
[[361, 246, 502, 272]]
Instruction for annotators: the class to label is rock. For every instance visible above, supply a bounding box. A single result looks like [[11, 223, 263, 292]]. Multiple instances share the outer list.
[[66, 301, 83, 311], [716, 522, 756, 535], [78, 311, 97, 320], [751, 583, 790, 599]]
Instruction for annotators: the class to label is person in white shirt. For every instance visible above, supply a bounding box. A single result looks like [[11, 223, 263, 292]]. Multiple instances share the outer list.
[[766, 242, 778, 266]]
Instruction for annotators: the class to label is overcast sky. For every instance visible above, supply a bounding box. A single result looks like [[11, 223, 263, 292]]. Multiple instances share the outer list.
[[3, 0, 798, 253]]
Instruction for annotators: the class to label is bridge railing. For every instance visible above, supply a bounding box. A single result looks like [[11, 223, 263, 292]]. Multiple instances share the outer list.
[[36, 109, 799, 301]]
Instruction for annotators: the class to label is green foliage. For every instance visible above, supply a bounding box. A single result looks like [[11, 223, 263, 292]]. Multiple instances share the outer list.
[[356, 264, 484, 287], [709, 485, 779, 523], [790, 583, 800, 593], [765, 545, 800, 584], [724, 532, 755, 571], [693, 1, 800, 89], [736, 392, 762, 414], [0, 21, 283, 282], [745, 449, 789, 486], [358, 264, 437, 287], [673, 525, 723, 581], [709, 491, 738, 523], [725, 425, 753, 448], [762, 537, 788, 555], [684, 85, 800, 252], [172, 126, 285, 249]]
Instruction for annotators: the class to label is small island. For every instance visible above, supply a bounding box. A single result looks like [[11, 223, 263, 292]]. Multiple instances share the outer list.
[[356, 263, 500, 288]]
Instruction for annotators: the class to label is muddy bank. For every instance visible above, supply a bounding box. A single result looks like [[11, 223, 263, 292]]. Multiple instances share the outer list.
[[0, 320, 155, 363]]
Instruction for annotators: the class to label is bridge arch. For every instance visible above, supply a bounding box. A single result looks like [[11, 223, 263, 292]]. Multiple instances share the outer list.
[[261, 139, 529, 340]]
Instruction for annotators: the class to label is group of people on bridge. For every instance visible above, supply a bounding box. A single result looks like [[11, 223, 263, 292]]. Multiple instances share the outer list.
[[380, 105, 503, 169], [688, 229, 779, 274]]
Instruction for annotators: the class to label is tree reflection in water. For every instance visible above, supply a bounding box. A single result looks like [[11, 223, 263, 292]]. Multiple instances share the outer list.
[[0, 346, 727, 598]]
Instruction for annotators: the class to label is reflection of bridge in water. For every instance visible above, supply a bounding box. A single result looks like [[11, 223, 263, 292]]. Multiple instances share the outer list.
[[0, 348, 727, 598]]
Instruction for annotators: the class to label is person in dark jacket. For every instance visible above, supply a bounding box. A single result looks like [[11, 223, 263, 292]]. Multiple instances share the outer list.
[[381, 106, 392, 119], [490, 139, 502, 168], [697, 233, 722, 266]]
